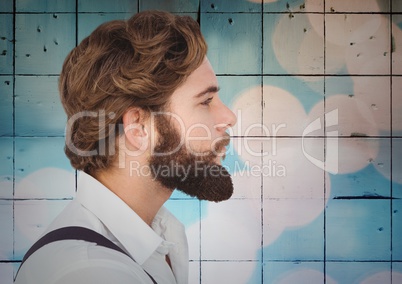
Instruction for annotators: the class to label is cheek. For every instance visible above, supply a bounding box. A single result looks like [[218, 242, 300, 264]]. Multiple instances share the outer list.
[[184, 122, 214, 152]]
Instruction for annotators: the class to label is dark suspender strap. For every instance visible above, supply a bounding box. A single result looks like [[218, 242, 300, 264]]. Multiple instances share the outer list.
[[17, 226, 157, 284]]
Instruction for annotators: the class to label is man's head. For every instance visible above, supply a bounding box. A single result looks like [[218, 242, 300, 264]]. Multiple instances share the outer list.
[[60, 11, 237, 201], [60, 11, 207, 174]]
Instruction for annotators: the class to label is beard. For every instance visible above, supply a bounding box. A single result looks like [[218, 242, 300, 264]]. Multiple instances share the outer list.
[[148, 114, 234, 202]]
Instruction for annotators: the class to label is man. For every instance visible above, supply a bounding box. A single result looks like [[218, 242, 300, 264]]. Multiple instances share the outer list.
[[15, 10, 236, 284]]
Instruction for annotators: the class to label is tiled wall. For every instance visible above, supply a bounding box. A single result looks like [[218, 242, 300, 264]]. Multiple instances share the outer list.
[[1, 0, 401, 283]]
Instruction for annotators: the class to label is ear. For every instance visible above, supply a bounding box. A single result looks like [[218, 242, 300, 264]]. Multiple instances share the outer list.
[[122, 107, 149, 151]]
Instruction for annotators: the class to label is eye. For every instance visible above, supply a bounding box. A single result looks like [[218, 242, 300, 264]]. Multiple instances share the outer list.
[[201, 97, 213, 106]]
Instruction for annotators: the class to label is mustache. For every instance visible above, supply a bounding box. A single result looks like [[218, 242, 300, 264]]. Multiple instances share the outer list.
[[212, 133, 231, 154]]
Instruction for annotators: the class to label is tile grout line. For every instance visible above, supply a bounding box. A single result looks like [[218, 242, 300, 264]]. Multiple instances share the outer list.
[[390, 0, 394, 282], [260, 0, 264, 282], [12, 0, 16, 269], [323, 0, 327, 282]]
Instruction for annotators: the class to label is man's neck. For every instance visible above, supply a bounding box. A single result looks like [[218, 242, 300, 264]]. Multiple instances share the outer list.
[[93, 166, 172, 226]]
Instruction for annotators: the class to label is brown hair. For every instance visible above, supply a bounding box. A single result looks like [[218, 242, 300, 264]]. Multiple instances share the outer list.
[[59, 11, 207, 174]]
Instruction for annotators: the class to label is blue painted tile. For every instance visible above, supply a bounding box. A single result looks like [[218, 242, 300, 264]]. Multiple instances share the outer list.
[[322, 91, 383, 136], [327, 262, 391, 283], [325, 76, 354, 97], [15, 76, 66, 136], [0, 77, 13, 136], [217, 76, 262, 137], [327, 138, 386, 177], [0, 201, 13, 260], [14, 137, 75, 199], [262, 137, 325, 198], [0, 263, 14, 284], [201, 199, 262, 261], [263, 77, 324, 136], [393, 139, 402, 197], [15, 14, 75, 75], [329, 138, 391, 198], [0, 14, 13, 74], [393, 16, 402, 76], [326, 76, 391, 136], [140, 0, 198, 12], [326, 0, 390, 12], [263, 261, 326, 283], [325, 14, 391, 75], [330, 164, 391, 200], [393, 200, 402, 260], [0, 2, 13, 12], [264, 75, 324, 114], [394, 0, 402, 12], [263, 208, 324, 261], [264, 0, 324, 12], [78, 13, 133, 43], [394, 262, 402, 278], [217, 75, 261, 111], [79, 0, 138, 12], [202, 261, 262, 283], [264, 13, 324, 75], [201, 13, 262, 75], [393, 77, 402, 136], [189, 262, 200, 283], [188, 260, 201, 283], [14, 138, 69, 178], [201, 0, 261, 13], [0, 138, 13, 199], [326, 199, 391, 261], [16, 0, 75, 12]]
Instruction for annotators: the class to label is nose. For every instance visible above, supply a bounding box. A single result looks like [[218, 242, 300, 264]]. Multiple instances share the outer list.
[[214, 101, 237, 132]]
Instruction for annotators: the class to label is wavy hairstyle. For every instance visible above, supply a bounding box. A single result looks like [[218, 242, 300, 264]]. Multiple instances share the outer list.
[[59, 11, 207, 174]]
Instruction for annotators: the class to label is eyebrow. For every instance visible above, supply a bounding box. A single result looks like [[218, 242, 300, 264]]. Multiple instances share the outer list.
[[194, 86, 220, 98]]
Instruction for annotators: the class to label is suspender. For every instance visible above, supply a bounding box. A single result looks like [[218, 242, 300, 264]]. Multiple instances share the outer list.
[[16, 226, 157, 284]]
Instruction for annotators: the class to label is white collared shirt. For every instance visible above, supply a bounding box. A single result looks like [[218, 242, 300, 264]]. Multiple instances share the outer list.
[[15, 172, 189, 284]]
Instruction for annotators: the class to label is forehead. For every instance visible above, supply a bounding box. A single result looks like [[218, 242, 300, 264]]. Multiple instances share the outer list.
[[171, 57, 218, 100]]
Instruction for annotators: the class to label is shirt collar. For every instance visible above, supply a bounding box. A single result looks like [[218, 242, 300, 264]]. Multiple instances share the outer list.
[[75, 171, 164, 265]]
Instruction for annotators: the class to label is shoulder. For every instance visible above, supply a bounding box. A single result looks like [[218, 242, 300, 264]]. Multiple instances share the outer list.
[[15, 240, 154, 284]]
